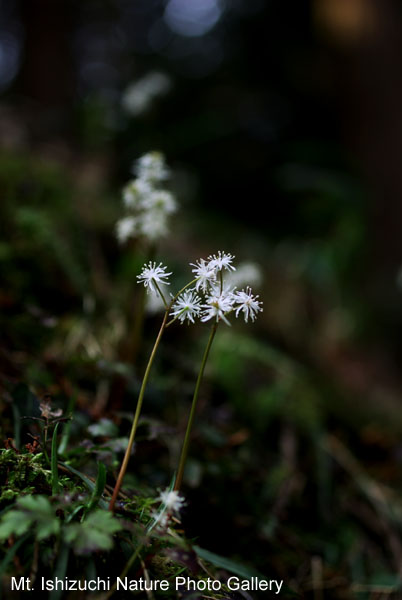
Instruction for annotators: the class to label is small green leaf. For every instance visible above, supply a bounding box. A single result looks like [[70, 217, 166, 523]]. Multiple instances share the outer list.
[[64, 510, 122, 555], [0, 496, 59, 542], [84, 462, 106, 514]]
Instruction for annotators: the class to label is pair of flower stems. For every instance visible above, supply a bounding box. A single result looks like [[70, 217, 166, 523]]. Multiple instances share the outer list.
[[108, 278, 217, 512]]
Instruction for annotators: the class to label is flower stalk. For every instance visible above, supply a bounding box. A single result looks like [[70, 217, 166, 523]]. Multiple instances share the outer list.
[[174, 322, 218, 492], [109, 309, 169, 511]]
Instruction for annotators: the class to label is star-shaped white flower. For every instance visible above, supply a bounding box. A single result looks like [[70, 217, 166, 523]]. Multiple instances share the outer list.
[[233, 287, 263, 323], [137, 261, 172, 295], [207, 251, 236, 272], [190, 258, 217, 292], [157, 489, 186, 514], [201, 289, 235, 326], [170, 290, 202, 324]]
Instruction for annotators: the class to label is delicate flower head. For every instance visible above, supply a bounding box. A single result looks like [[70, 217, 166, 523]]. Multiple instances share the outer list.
[[190, 258, 217, 292], [233, 287, 263, 323], [170, 290, 202, 324], [201, 289, 235, 326], [137, 261, 172, 295], [116, 151, 178, 244], [135, 151, 169, 183], [207, 251, 236, 272], [149, 509, 169, 531], [139, 210, 168, 241], [122, 179, 152, 210], [226, 262, 262, 289], [143, 190, 177, 215], [157, 489, 186, 514], [39, 399, 62, 420], [116, 216, 137, 244]]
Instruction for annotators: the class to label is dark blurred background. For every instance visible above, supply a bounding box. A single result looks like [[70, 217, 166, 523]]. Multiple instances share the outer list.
[[3, 0, 402, 307], [3, 0, 402, 392], [4, 0, 402, 593]]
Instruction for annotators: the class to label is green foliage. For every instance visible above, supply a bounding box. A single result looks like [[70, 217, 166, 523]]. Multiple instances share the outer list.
[[0, 449, 51, 502], [0, 495, 59, 541], [64, 510, 122, 555]]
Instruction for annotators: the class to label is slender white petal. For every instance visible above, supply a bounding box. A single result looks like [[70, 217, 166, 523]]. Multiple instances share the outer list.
[[137, 261, 172, 295], [190, 258, 217, 292], [170, 290, 202, 324], [233, 287, 263, 323], [201, 289, 235, 326], [207, 251, 236, 272]]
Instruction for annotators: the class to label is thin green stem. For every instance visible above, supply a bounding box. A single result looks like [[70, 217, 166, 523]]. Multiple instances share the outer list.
[[153, 280, 169, 309], [174, 322, 218, 491], [109, 310, 169, 512], [131, 246, 155, 363], [171, 278, 198, 304]]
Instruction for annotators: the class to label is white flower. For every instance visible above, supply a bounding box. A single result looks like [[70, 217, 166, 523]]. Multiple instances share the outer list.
[[201, 289, 235, 326], [157, 489, 186, 514], [121, 71, 172, 117], [137, 261, 172, 295], [170, 290, 202, 324], [233, 287, 263, 323], [116, 216, 137, 243], [149, 509, 169, 531], [190, 258, 217, 292], [225, 262, 262, 289], [143, 190, 177, 215], [135, 152, 169, 183], [122, 179, 152, 210], [207, 251, 236, 272], [116, 152, 178, 244], [139, 210, 169, 241]]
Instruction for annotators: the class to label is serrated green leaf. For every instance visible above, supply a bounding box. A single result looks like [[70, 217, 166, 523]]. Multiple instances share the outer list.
[[0, 495, 59, 542], [64, 510, 122, 555]]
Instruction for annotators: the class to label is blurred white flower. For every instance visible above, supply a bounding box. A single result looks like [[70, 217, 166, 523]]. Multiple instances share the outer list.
[[145, 291, 166, 314], [226, 261, 262, 289], [137, 261, 172, 295], [116, 216, 137, 244], [122, 179, 152, 210], [117, 152, 177, 244], [139, 210, 169, 241], [170, 290, 202, 324], [149, 509, 169, 531], [157, 489, 186, 514], [135, 151, 170, 183], [121, 71, 172, 117], [233, 287, 263, 323], [143, 190, 177, 214]]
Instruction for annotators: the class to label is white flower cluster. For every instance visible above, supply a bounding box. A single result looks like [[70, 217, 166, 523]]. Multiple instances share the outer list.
[[149, 488, 186, 532], [116, 152, 177, 244], [137, 251, 263, 326]]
